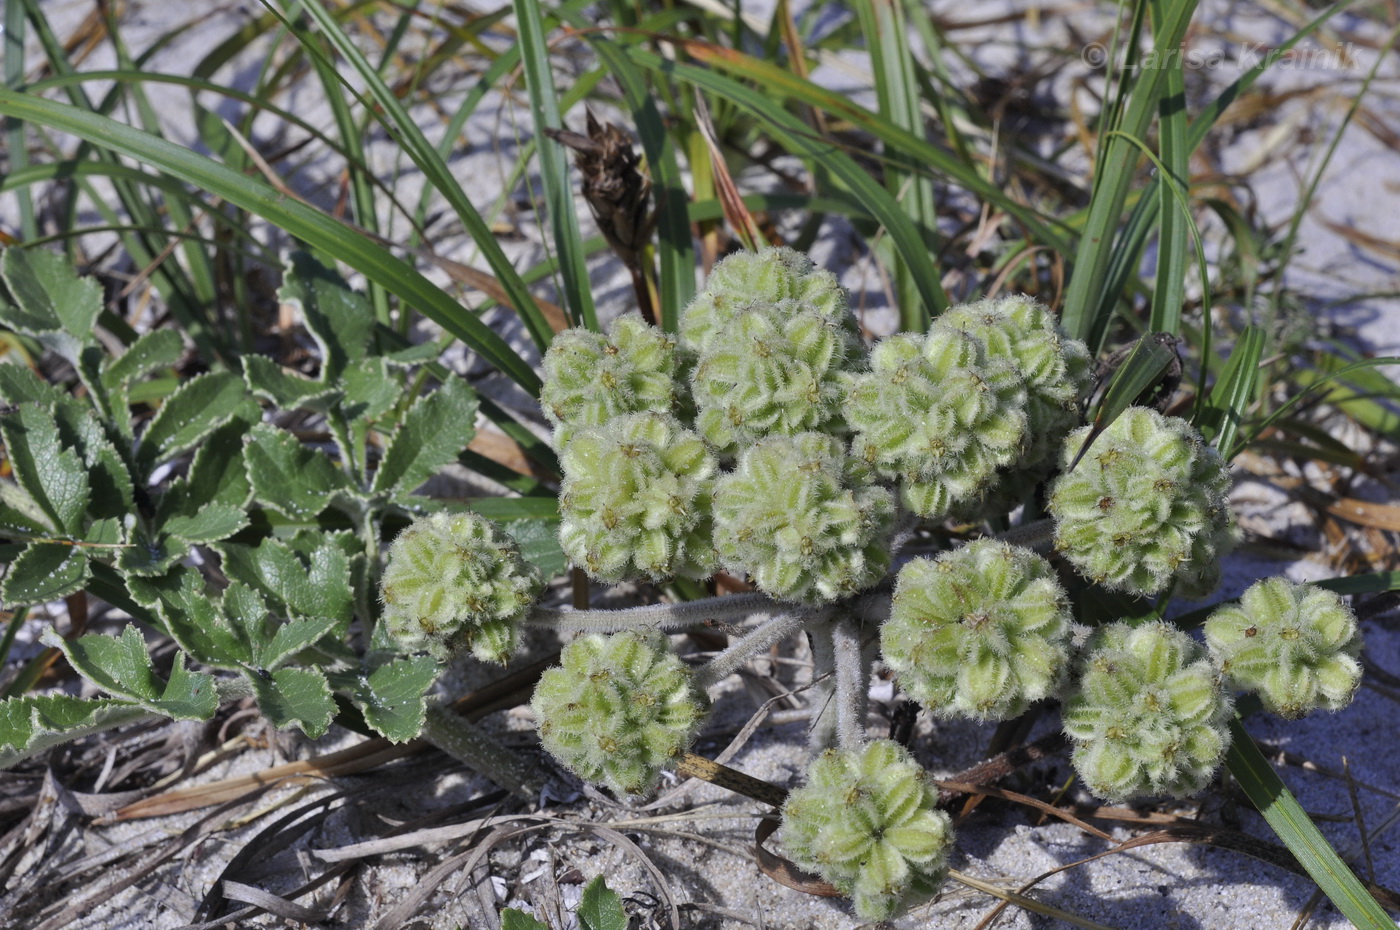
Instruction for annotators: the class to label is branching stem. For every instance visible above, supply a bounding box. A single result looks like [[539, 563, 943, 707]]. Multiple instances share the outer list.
[[692, 610, 816, 691], [524, 591, 777, 633]]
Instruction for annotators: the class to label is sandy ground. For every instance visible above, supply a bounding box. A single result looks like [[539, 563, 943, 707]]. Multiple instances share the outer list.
[[2, 1, 1399, 928]]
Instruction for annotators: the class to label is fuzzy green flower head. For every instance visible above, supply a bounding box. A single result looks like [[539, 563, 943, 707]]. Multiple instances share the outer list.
[[531, 631, 708, 796], [559, 413, 718, 583], [713, 432, 894, 603], [1062, 621, 1233, 801], [539, 313, 681, 448], [1048, 407, 1236, 597], [380, 512, 543, 662], [681, 247, 851, 355], [1204, 578, 1362, 718], [943, 295, 1092, 465], [781, 739, 954, 921], [691, 302, 861, 454], [883, 540, 1075, 721], [848, 326, 1028, 519]]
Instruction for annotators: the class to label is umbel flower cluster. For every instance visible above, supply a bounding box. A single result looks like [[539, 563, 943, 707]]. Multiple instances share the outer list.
[[376, 248, 1365, 922]]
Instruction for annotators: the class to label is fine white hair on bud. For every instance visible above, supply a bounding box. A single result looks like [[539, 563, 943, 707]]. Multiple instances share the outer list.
[[882, 539, 1075, 721], [558, 412, 718, 583], [712, 432, 894, 603], [847, 325, 1028, 519], [781, 739, 954, 921], [1204, 578, 1362, 718], [1048, 407, 1236, 597], [379, 512, 542, 663], [1062, 621, 1233, 801]]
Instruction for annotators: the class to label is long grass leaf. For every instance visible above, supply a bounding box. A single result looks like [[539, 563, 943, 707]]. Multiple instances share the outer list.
[[0, 87, 540, 392], [515, 0, 596, 331], [1226, 719, 1399, 930], [3, 1, 37, 241], [625, 48, 948, 319], [1196, 324, 1264, 455], [1147, 0, 1189, 336], [288, 0, 556, 352]]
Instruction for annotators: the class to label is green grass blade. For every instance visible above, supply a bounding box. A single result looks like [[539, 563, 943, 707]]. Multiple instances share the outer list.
[[1148, 0, 1189, 336], [1195, 323, 1264, 456], [855, 0, 936, 332], [1236, 357, 1400, 456], [1059, 0, 1198, 352], [0, 86, 540, 393], [3, 0, 37, 241], [625, 48, 947, 320], [288, 0, 556, 352], [515, 0, 596, 331], [1226, 719, 1399, 930]]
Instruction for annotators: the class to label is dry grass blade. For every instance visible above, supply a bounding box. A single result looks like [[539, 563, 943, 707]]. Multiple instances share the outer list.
[[220, 880, 326, 923], [692, 96, 768, 252]]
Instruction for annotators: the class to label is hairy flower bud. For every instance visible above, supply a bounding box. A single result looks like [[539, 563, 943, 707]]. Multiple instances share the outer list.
[[1048, 408, 1236, 597], [1204, 578, 1362, 718], [559, 413, 717, 583], [942, 295, 1092, 471], [1062, 621, 1232, 801], [540, 314, 681, 448], [691, 303, 860, 454], [380, 512, 543, 662], [781, 739, 954, 921], [848, 326, 1028, 518], [681, 247, 851, 355], [882, 540, 1075, 720], [713, 432, 894, 603], [531, 631, 708, 795]]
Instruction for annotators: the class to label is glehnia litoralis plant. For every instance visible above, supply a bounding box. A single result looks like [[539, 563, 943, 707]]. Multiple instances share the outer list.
[[524, 246, 1367, 921], [0, 247, 1369, 922]]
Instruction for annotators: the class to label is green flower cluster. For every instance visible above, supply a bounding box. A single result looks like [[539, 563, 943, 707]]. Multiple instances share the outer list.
[[380, 512, 543, 662], [558, 413, 717, 583], [713, 432, 894, 603], [1049, 407, 1236, 597], [531, 631, 708, 795], [882, 539, 1074, 721], [781, 739, 954, 921], [848, 327, 1028, 518], [1062, 621, 1232, 801], [1204, 578, 1362, 718], [539, 313, 681, 447]]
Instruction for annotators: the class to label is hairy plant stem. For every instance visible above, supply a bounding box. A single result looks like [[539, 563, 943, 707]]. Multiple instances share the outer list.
[[692, 610, 817, 691], [993, 517, 1056, 551], [807, 624, 838, 749], [421, 703, 541, 802], [832, 618, 868, 750], [523, 591, 778, 633]]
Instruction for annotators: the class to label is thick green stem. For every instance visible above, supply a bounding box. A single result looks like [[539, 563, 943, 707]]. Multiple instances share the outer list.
[[421, 703, 541, 802], [832, 618, 868, 750]]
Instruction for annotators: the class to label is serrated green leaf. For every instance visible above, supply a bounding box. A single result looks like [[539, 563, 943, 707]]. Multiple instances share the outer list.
[[246, 665, 335, 738], [162, 503, 248, 544], [0, 501, 48, 537], [52, 626, 162, 701], [187, 422, 252, 509], [258, 613, 341, 671], [137, 371, 256, 469], [0, 247, 101, 360], [579, 875, 627, 930], [102, 328, 184, 390], [0, 695, 136, 761], [503, 519, 567, 579], [242, 354, 340, 410], [372, 376, 478, 498], [135, 567, 253, 670], [115, 529, 189, 577], [0, 542, 89, 605], [244, 422, 351, 520], [0, 363, 67, 407], [279, 251, 374, 380], [47, 626, 218, 720], [0, 404, 89, 534], [501, 909, 550, 930], [350, 655, 439, 743], [53, 405, 134, 521], [216, 536, 353, 626], [340, 356, 399, 423]]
